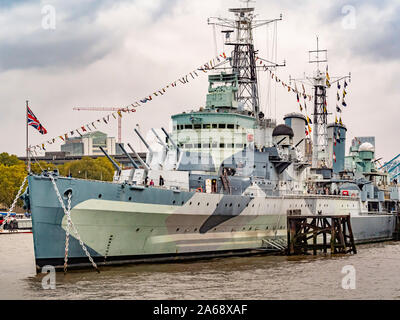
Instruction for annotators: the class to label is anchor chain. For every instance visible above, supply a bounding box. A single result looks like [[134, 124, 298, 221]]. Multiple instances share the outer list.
[[64, 192, 72, 274], [0, 176, 28, 232], [48, 174, 99, 273]]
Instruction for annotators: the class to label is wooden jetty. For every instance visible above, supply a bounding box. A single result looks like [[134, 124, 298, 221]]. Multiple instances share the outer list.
[[287, 214, 357, 255]]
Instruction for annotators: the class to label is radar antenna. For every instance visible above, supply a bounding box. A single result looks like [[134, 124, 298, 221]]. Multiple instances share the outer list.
[[291, 37, 351, 169], [208, 6, 282, 117]]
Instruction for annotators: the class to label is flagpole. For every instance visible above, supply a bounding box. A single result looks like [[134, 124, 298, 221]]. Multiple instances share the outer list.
[[26, 100, 30, 173]]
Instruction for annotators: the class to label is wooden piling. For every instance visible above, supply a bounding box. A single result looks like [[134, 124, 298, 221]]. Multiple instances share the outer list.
[[287, 215, 357, 256]]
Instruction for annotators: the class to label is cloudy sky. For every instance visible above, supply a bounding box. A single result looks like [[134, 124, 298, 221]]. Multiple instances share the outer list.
[[0, 0, 399, 162]]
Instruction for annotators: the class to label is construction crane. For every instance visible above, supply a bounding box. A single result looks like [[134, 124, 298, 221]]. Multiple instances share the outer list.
[[73, 107, 129, 143]]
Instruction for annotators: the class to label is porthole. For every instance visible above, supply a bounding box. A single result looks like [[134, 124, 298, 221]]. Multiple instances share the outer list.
[[136, 228, 140, 232], [189, 202, 192, 205], [238, 204, 240, 207], [194, 228, 198, 232], [181, 201, 184, 205], [252, 204, 255, 207], [129, 197, 132, 201], [206, 203, 209, 206], [173, 200, 176, 204], [249, 227, 252, 230], [176, 228, 180, 232], [225, 204, 228, 207], [229, 203, 232, 207], [98, 194, 102, 198], [198, 202, 200, 206]]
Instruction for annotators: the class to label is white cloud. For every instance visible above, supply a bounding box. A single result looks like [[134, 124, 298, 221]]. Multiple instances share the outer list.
[[0, 0, 399, 162]]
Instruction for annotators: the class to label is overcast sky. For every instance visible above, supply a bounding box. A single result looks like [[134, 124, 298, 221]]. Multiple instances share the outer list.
[[0, 0, 399, 162]]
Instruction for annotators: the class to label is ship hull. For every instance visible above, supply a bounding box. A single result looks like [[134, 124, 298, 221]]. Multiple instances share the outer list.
[[351, 214, 396, 243], [29, 175, 287, 270], [28, 175, 396, 270]]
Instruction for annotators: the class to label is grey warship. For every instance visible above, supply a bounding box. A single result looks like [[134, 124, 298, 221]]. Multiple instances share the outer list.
[[24, 5, 400, 270]]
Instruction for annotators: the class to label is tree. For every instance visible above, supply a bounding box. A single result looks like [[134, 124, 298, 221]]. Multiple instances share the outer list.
[[30, 161, 57, 175], [58, 157, 116, 181], [0, 152, 24, 167], [0, 162, 26, 209], [0, 153, 27, 209]]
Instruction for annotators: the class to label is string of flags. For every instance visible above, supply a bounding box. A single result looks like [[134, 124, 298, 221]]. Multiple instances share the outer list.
[[255, 56, 316, 136], [333, 75, 350, 147], [255, 56, 314, 103], [29, 52, 229, 153]]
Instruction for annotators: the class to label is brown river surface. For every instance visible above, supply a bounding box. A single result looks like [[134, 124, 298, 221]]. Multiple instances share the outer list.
[[1, 233, 400, 300]]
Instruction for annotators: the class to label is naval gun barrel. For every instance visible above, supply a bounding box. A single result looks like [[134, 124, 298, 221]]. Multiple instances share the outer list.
[[117, 143, 139, 169], [161, 127, 179, 151], [99, 146, 121, 175], [294, 138, 305, 148], [151, 128, 169, 150], [276, 137, 286, 145], [134, 128, 152, 152], [127, 143, 150, 171]]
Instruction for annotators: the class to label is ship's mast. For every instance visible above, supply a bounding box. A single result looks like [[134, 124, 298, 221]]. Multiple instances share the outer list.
[[208, 5, 281, 117], [309, 37, 330, 168]]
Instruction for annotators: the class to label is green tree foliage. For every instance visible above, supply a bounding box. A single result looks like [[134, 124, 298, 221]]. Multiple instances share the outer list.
[[0, 152, 24, 166], [58, 157, 116, 181], [31, 161, 57, 175], [0, 154, 26, 209]]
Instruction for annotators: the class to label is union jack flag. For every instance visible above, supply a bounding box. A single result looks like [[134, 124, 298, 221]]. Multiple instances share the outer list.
[[27, 106, 47, 134]]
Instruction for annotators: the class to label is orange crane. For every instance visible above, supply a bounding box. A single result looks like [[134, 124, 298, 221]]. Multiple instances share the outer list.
[[73, 107, 129, 143]]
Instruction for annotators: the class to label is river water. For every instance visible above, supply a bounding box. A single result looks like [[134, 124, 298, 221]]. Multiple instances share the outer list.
[[1, 233, 400, 300]]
